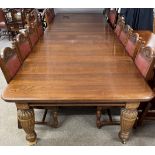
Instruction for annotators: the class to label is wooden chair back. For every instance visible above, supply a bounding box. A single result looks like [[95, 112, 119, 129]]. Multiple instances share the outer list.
[[108, 9, 118, 28], [125, 32, 142, 59], [10, 9, 26, 28], [114, 16, 125, 37], [44, 8, 55, 26], [35, 20, 44, 38], [0, 45, 21, 83], [15, 31, 32, 61], [0, 9, 8, 29], [26, 9, 44, 38], [26, 9, 37, 26], [135, 46, 155, 81], [0, 9, 5, 22], [26, 25, 39, 48], [119, 25, 133, 46]]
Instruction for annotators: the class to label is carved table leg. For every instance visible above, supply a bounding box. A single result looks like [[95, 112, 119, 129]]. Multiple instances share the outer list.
[[17, 108, 22, 129], [119, 103, 139, 144], [17, 108, 37, 145], [96, 106, 102, 128]]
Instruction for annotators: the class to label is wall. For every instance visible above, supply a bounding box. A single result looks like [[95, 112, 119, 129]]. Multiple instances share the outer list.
[[54, 8, 104, 14]]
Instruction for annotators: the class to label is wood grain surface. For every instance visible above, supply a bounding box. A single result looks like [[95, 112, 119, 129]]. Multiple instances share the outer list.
[[2, 14, 154, 103]]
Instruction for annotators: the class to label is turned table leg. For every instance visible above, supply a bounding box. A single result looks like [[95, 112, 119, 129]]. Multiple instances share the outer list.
[[119, 103, 139, 144], [16, 104, 37, 145]]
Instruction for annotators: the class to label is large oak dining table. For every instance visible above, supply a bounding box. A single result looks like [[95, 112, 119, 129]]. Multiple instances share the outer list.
[[1, 13, 154, 145]]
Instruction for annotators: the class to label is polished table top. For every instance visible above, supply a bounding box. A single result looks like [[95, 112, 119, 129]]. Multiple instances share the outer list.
[[2, 13, 154, 103]]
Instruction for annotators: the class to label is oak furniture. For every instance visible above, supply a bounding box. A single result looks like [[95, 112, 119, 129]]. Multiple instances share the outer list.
[[132, 31, 155, 125], [15, 32, 32, 61], [114, 16, 125, 37], [1, 13, 154, 145], [119, 25, 133, 46], [0, 9, 14, 40], [125, 32, 142, 59], [108, 9, 118, 28], [0, 44, 22, 83], [43, 8, 55, 27]]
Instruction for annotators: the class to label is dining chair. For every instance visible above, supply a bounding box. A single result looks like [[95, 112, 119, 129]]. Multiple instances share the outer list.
[[0, 43, 23, 129], [119, 25, 133, 46], [134, 46, 155, 126], [0, 43, 22, 83], [0, 8, 12, 40], [26, 25, 39, 48], [135, 46, 155, 81], [27, 9, 44, 38], [25, 9, 37, 26], [108, 9, 118, 29], [96, 46, 155, 129], [37, 21, 44, 38], [10, 9, 26, 29], [43, 8, 55, 27], [114, 16, 125, 37], [125, 32, 143, 59], [15, 31, 32, 62]]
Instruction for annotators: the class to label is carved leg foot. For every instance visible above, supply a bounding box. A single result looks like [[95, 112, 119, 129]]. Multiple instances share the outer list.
[[96, 106, 102, 128], [119, 103, 139, 144], [17, 108, 37, 145]]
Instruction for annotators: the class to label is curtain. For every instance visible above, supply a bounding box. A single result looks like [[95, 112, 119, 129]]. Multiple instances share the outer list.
[[120, 8, 154, 32]]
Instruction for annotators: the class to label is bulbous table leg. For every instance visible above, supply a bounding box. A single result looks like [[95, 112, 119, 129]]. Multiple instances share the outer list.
[[17, 108, 37, 145], [119, 103, 139, 144]]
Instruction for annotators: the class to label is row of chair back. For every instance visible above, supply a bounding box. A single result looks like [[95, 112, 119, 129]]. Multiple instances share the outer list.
[[0, 9, 44, 84], [0, 8, 55, 128], [113, 15, 155, 82], [99, 12, 155, 128]]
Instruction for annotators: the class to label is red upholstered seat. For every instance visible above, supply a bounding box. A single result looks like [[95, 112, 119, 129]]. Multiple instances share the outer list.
[[37, 23, 44, 38], [119, 25, 133, 47], [125, 33, 141, 59], [5, 54, 21, 78], [16, 32, 32, 61], [115, 24, 121, 37], [108, 10, 117, 28], [135, 53, 150, 78], [109, 13, 116, 26], [0, 46, 21, 83], [29, 32, 38, 47], [119, 31, 127, 46], [18, 41, 31, 60], [0, 21, 6, 28], [114, 16, 125, 37], [0, 9, 5, 22], [134, 46, 155, 80], [126, 40, 136, 57]]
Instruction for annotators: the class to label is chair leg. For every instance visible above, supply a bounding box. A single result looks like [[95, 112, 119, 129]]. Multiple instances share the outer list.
[[52, 108, 59, 128], [107, 109, 113, 122], [96, 106, 102, 128], [137, 102, 152, 126], [42, 109, 48, 122]]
